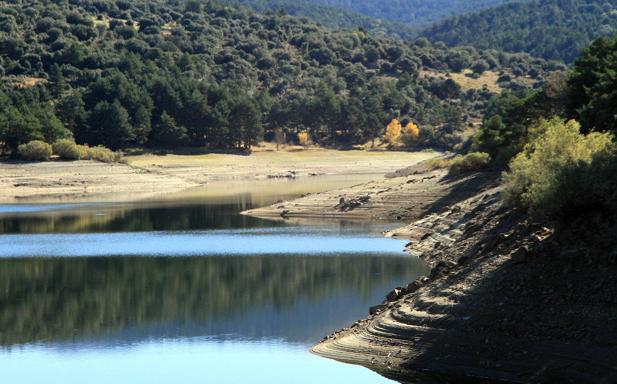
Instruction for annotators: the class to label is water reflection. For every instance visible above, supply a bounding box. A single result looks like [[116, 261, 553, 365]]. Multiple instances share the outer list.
[[0, 174, 384, 234], [0, 175, 426, 383], [0, 341, 392, 384], [0, 227, 408, 257], [0, 254, 427, 347], [0, 199, 278, 234]]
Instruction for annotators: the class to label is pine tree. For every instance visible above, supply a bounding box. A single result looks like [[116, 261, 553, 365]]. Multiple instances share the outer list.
[[152, 112, 188, 147], [231, 98, 263, 151], [87, 100, 133, 149], [49, 64, 66, 98]]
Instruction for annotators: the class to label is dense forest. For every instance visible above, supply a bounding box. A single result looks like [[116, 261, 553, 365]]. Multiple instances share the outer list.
[[0, 0, 552, 154], [423, 0, 617, 63], [263, 0, 526, 27], [224, 0, 417, 40]]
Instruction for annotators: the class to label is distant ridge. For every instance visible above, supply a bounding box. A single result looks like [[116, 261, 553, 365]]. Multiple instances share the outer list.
[[228, 0, 526, 32], [422, 0, 617, 62]]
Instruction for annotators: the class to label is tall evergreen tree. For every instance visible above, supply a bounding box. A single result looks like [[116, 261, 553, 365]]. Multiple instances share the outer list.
[[87, 100, 133, 149], [231, 98, 263, 150], [49, 64, 66, 98]]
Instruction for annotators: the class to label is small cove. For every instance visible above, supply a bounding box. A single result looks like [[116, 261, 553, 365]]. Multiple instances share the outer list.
[[0, 175, 429, 383]]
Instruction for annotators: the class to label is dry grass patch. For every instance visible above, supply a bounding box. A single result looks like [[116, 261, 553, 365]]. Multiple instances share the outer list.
[[4, 76, 48, 89], [90, 15, 110, 28], [449, 69, 501, 93], [421, 69, 538, 94], [161, 21, 177, 37]]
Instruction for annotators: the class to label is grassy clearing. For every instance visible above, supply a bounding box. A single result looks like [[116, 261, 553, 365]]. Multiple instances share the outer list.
[[449, 70, 502, 93], [422, 69, 537, 94], [2, 76, 47, 89]]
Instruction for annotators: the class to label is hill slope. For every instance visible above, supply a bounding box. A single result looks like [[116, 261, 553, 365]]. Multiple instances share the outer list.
[[281, 0, 526, 27], [224, 0, 417, 39], [0, 0, 549, 154], [422, 0, 617, 62]]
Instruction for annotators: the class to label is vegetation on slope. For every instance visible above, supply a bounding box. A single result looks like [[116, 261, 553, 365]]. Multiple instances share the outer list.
[[0, 0, 550, 154], [262, 0, 526, 27], [224, 0, 417, 40], [423, 0, 617, 63], [472, 34, 617, 231], [503, 118, 616, 221]]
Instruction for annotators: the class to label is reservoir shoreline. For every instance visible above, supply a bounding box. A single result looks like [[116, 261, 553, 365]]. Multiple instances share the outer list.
[[243, 161, 617, 383], [6, 149, 614, 383], [0, 149, 436, 203]]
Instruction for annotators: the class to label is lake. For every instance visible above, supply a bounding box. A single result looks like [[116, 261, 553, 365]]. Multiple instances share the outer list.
[[0, 175, 429, 383]]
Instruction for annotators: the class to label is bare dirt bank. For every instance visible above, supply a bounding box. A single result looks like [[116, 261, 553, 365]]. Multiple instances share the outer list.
[[243, 165, 498, 223], [0, 160, 199, 203], [0, 149, 436, 203], [241, 162, 617, 382], [126, 148, 436, 183], [309, 173, 617, 383]]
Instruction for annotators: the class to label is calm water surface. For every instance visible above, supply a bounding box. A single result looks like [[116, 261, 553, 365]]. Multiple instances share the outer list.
[[0, 176, 429, 383]]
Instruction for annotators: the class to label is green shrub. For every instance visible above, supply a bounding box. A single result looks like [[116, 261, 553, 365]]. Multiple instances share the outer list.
[[52, 139, 81, 160], [449, 152, 491, 175], [17, 140, 52, 161], [427, 152, 491, 174], [427, 157, 450, 170], [503, 118, 615, 218], [87, 145, 123, 163], [76, 144, 91, 160]]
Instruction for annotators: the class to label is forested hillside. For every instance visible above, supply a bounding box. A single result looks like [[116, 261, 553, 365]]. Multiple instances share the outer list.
[[265, 0, 525, 27], [0, 0, 552, 153], [423, 0, 617, 63], [224, 0, 417, 40]]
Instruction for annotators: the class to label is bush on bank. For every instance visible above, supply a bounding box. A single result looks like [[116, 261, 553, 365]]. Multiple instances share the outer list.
[[52, 139, 82, 160], [87, 146, 123, 163], [428, 152, 491, 175], [18, 140, 53, 161], [20, 139, 123, 163], [503, 118, 616, 219]]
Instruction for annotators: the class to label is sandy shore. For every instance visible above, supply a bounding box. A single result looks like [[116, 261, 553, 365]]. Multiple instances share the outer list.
[[126, 148, 437, 182], [0, 149, 437, 203], [0, 160, 200, 203]]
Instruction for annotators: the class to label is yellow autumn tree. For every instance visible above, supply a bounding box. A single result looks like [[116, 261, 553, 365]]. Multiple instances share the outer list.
[[297, 131, 310, 147], [384, 118, 402, 145], [405, 122, 420, 141], [400, 121, 419, 146]]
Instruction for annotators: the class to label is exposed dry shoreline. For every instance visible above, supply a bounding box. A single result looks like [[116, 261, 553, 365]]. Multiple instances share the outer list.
[[246, 165, 617, 383], [5, 150, 615, 382], [243, 166, 497, 223], [0, 160, 199, 203], [0, 149, 436, 203]]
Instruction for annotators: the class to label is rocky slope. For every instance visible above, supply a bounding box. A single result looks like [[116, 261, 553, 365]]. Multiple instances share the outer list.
[[311, 174, 617, 383]]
